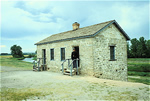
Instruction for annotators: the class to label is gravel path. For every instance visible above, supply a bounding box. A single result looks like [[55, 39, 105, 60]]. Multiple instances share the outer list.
[[0, 66, 149, 100]]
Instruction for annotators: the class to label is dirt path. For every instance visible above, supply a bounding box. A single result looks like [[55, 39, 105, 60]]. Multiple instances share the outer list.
[[0, 66, 149, 100]]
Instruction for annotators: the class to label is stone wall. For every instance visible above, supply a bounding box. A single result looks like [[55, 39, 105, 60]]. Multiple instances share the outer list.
[[93, 24, 128, 81], [37, 38, 94, 76], [37, 23, 128, 81]]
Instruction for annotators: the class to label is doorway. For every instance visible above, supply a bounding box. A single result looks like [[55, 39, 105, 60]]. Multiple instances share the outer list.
[[73, 46, 80, 67], [42, 49, 46, 64]]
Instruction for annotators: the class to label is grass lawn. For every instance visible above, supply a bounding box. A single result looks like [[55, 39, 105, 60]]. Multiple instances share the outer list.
[[128, 58, 150, 85], [0, 55, 33, 70], [128, 76, 150, 85]]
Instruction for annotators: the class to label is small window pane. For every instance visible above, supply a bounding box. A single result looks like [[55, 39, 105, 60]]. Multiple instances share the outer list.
[[61, 48, 65, 61], [50, 49, 54, 60], [110, 46, 115, 60]]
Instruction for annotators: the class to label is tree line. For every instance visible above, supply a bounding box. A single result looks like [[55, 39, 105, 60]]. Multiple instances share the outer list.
[[127, 37, 150, 58]]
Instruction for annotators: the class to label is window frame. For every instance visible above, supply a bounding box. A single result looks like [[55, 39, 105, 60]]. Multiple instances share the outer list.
[[109, 45, 116, 61], [60, 47, 65, 61], [50, 48, 54, 61]]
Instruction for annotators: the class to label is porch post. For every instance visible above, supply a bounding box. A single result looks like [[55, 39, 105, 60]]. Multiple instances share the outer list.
[[68, 59, 70, 68], [38, 58, 41, 71], [70, 62, 72, 76], [76, 59, 78, 75], [62, 64, 64, 74], [33, 61, 35, 69]]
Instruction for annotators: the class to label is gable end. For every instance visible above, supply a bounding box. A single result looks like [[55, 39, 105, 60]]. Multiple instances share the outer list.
[[92, 20, 130, 40]]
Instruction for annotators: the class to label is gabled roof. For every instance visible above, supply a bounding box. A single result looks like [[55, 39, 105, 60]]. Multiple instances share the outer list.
[[35, 20, 130, 45]]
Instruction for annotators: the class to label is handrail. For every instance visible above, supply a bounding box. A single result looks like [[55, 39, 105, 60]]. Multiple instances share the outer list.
[[61, 58, 71, 74], [68, 58, 79, 67], [33, 58, 46, 71], [68, 58, 79, 76], [33, 60, 37, 69], [61, 58, 71, 65], [61, 58, 79, 76], [61, 60, 66, 65]]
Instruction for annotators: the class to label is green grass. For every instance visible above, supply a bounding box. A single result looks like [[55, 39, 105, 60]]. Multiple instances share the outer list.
[[1, 88, 48, 101], [104, 91, 138, 100], [128, 58, 150, 61], [128, 71, 150, 76], [128, 76, 150, 85], [128, 64, 150, 72], [0, 56, 33, 70], [128, 58, 150, 74], [33, 56, 37, 60], [128, 58, 150, 85]]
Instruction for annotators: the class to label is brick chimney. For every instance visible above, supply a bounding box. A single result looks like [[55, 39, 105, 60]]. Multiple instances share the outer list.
[[72, 22, 80, 30]]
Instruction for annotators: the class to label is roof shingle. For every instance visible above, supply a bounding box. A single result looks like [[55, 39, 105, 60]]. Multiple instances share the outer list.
[[35, 20, 130, 45]]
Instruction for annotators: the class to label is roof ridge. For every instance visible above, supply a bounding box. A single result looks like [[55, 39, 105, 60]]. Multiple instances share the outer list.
[[47, 20, 115, 37]]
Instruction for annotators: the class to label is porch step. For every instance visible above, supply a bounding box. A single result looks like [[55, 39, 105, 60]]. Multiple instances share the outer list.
[[64, 72, 76, 75], [61, 68, 80, 76], [64, 72, 70, 75], [63, 68, 77, 76], [65, 69, 75, 73]]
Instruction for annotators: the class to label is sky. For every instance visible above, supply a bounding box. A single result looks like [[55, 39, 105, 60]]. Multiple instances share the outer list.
[[0, 0, 149, 53]]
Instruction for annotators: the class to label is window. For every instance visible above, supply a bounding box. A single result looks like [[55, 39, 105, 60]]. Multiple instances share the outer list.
[[42, 49, 46, 64], [61, 48, 65, 61], [110, 46, 115, 60], [50, 49, 54, 60]]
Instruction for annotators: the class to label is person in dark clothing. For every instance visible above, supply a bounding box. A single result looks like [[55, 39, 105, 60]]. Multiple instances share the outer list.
[[71, 48, 78, 68]]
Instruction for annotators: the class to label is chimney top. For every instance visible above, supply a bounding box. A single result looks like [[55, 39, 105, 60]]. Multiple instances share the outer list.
[[72, 22, 80, 30]]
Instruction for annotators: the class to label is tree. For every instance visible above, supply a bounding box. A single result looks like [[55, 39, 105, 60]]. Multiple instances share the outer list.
[[127, 42, 131, 58], [146, 40, 150, 58], [137, 37, 147, 58], [129, 37, 149, 58], [10, 45, 24, 58], [35, 50, 37, 54], [130, 38, 139, 58]]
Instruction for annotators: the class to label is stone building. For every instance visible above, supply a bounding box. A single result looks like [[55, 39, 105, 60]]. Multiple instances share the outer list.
[[35, 20, 130, 81]]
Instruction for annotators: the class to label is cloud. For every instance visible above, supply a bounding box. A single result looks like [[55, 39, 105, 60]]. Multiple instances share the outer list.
[[0, 45, 6, 48], [14, 1, 52, 15], [112, 2, 149, 39], [1, 1, 75, 40], [1, 0, 149, 53]]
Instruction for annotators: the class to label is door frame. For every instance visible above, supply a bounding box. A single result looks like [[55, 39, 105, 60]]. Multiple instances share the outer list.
[[72, 46, 80, 67]]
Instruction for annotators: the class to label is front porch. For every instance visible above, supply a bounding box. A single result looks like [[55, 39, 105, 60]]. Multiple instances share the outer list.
[[33, 58, 81, 76], [33, 58, 47, 71], [61, 58, 80, 76]]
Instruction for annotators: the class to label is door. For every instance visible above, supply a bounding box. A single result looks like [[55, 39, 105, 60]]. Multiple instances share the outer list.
[[42, 49, 46, 64], [73, 46, 80, 67]]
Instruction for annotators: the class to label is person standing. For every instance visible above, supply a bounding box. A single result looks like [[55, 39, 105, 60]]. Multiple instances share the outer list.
[[71, 48, 78, 68]]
